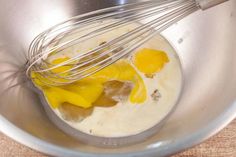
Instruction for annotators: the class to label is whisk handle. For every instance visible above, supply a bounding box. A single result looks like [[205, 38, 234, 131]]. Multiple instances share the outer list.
[[196, 0, 229, 10]]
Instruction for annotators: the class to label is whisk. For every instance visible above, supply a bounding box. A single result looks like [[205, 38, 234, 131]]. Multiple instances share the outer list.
[[26, 0, 228, 86]]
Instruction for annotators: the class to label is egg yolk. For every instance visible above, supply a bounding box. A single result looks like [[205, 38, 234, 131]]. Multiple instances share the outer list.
[[133, 48, 169, 75], [32, 48, 169, 109]]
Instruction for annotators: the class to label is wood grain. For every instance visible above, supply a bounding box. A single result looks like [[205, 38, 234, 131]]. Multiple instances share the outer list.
[[0, 119, 235, 157]]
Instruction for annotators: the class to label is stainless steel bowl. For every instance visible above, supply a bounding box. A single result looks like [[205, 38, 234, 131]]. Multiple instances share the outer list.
[[0, 0, 235, 156]]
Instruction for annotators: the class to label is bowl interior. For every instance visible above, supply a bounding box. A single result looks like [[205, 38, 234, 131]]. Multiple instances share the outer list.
[[0, 0, 235, 156]]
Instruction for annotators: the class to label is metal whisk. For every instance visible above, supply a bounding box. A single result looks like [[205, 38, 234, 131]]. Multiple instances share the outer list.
[[26, 0, 228, 86]]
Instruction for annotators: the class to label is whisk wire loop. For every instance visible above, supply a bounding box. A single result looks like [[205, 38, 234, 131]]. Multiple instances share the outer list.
[[26, 0, 199, 86]]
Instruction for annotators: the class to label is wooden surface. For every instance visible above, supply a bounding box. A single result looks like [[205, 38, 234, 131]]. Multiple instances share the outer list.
[[0, 119, 235, 157]]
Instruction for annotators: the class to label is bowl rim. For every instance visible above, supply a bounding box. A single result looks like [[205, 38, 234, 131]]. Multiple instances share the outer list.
[[0, 100, 235, 157]]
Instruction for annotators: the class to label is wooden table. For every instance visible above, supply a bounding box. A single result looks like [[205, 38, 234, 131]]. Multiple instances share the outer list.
[[0, 120, 235, 157]]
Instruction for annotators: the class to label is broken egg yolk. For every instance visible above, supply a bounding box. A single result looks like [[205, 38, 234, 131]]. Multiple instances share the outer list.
[[32, 48, 169, 109]]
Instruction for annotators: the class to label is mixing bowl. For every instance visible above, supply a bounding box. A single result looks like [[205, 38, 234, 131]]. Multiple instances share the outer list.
[[0, 0, 235, 156]]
